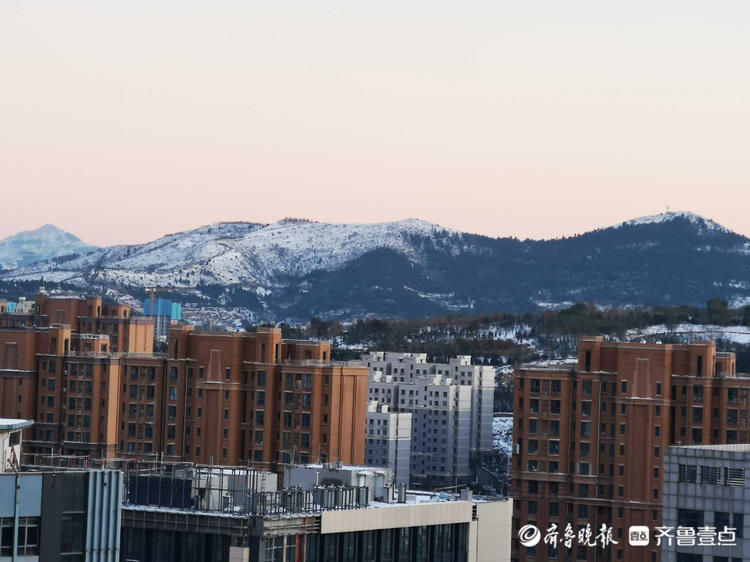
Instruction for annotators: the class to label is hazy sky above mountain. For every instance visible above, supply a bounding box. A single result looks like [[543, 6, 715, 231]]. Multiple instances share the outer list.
[[2, 2, 749, 245]]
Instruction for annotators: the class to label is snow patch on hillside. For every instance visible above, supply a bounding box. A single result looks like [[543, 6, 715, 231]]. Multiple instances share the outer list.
[[612, 211, 729, 234], [626, 324, 750, 345], [493, 416, 513, 455]]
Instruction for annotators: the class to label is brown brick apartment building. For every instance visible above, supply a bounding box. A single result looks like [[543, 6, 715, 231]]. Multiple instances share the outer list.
[[511, 336, 748, 562], [0, 294, 368, 471]]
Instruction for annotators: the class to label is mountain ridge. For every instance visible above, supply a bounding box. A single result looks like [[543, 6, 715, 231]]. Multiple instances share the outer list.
[[0, 212, 747, 321]]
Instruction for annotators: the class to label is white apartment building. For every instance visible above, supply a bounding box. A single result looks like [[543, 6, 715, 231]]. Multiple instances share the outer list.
[[362, 352, 495, 487]]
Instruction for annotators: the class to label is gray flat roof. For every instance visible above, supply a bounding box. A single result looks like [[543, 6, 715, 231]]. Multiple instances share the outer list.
[[669, 443, 750, 452], [0, 419, 34, 431]]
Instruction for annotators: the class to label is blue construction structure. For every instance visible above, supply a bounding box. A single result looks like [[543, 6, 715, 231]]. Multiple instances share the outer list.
[[143, 298, 182, 320]]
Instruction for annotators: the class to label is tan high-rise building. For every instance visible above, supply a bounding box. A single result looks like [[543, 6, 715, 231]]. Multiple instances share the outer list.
[[0, 294, 368, 472], [511, 336, 747, 562]]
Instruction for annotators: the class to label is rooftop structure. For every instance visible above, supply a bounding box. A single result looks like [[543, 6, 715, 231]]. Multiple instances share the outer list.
[[117, 459, 512, 562], [0, 418, 33, 472]]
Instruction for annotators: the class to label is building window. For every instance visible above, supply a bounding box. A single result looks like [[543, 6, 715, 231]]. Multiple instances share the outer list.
[[693, 385, 704, 402], [727, 409, 738, 425], [551, 380, 561, 395], [678, 464, 698, 483], [728, 388, 738, 403], [734, 513, 744, 538], [550, 420, 560, 436], [691, 428, 703, 444], [678, 509, 704, 529], [726, 467, 745, 487], [0, 517, 40, 556], [529, 419, 538, 434], [582, 380, 592, 396]]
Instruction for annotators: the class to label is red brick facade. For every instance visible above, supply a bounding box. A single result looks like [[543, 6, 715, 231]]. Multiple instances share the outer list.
[[0, 295, 368, 473], [512, 337, 746, 562]]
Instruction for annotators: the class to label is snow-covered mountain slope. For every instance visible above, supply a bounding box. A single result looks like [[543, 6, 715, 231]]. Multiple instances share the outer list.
[[0, 218, 453, 289], [611, 211, 729, 234], [0, 225, 95, 270], [626, 324, 750, 345], [1, 212, 749, 321]]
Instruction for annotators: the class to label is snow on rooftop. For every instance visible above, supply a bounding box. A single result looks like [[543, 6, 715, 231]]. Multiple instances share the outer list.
[[0, 418, 33, 431]]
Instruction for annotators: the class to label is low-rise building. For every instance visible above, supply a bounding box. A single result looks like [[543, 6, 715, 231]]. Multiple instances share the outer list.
[[118, 460, 511, 562], [0, 419, 122, 562]]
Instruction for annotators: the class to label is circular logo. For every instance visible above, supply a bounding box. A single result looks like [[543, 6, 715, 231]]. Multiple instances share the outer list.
[[518, 524, 541, 547]]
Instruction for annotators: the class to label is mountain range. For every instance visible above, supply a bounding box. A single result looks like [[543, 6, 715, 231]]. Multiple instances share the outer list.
[[0, 212, 748, 321]]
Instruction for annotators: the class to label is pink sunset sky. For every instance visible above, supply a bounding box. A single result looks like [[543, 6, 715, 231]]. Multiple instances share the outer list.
[[1, 2, 749, 246]]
